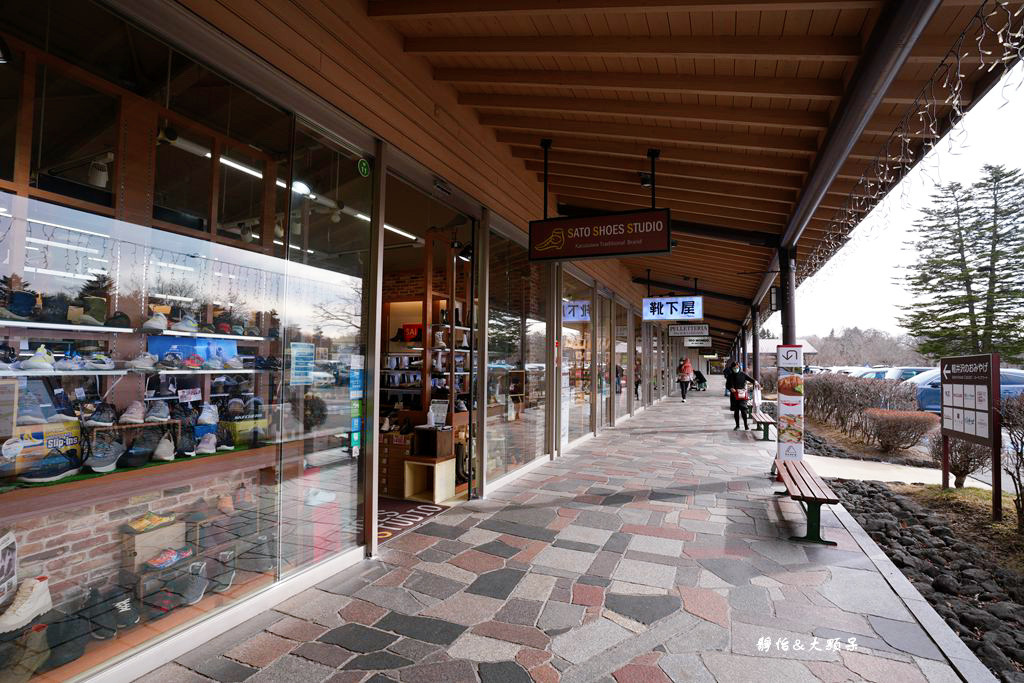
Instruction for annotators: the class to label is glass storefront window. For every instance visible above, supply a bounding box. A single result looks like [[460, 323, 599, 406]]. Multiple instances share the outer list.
[[614, 302, 627, 421], [595, 296, 610, 427], [561, 274, 591, 444], [154, 122, 214, 232], [634, 312, 643, 408], [0, 47, 22, 181], [486, 232, 548, 480]]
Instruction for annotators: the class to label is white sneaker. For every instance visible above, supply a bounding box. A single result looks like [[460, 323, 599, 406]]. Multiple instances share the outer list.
[[433, 331, 447, 349], [54, 354, 86, 371], [153, 432, 175, 461], [20, 346, 55, 370], [304, 489, 336, 506], [78, 313, 103, 326], [119, 401, 146, 424], [197, 403, 218, 425], [142, 312, 168, 332], [202, 355, 224, 370], [84, 353, 115, 370], [196, 433, 217, 454], [128, 353, 158, 370], [171, 315, 198, 333], [0, 576, 52, 633], [224, 356, 244, 369]]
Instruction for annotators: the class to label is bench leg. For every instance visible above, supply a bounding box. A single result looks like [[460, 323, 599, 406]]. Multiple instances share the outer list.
[[790, 502, 837, 546], [760, 424, 770, 441]]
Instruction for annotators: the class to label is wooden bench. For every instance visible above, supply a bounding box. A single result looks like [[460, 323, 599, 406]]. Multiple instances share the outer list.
[[773, 459, 840, 546], [750, 407, 774, 441]]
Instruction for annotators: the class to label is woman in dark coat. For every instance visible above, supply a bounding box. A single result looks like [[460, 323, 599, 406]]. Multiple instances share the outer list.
[[725, 361, 758, 430]]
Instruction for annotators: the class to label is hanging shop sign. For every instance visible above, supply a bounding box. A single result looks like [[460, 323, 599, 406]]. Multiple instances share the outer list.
[[562, 300, 591, 322], [669, 324, 709, 337], [776, 345, 804, 461], [529, 208, 671, 261], [642, 296, 703, 321], [684, 336, 712, 347]]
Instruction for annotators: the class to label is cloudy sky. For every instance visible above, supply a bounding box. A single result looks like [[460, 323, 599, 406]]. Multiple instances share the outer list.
[[764, 62, 1024, 339]]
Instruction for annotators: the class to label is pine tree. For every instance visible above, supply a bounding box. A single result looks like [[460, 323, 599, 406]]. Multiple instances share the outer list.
[[78, 273, 112, 300], [900, 166, 1024, 362]]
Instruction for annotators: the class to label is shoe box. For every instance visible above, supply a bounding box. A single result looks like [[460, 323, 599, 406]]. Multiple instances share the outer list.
[[145, 337, 238, 362], [120, 522, 186, 572], [0, 422, 82, 480], [220, 418, 269, 446]]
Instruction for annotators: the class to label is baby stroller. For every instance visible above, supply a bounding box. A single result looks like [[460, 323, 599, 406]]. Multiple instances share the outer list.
[[692, 370, 708, 391]]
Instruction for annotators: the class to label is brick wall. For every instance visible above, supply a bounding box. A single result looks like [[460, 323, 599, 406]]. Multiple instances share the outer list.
[[7, 468, 259, 610]]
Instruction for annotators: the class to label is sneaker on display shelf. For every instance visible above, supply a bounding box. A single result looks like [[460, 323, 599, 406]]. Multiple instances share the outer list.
[[76, 313, 103, 326], [202, 353, 224, 370], [53, 353, 86, 371], [0, 343, 17, 364], [0, 306, 30, 321], [21, 345, 55, 370], [226, 398, 246, 419], [2, 623, 49, 678], [215, 322, 232, 335], [196, 433, 218, 455], [155, 352, 182, 370], [244, 397, 263, 417], [0, 577, 52, 634], [455, 400, 468, 413], [141, 311, 168, 333], [224, 356, 244, 370], [433, 331, 447, 349], [197, 403, 218, 425], [176, 427, 197, 457], [153, 432, 175, 461], [215, 425, 234, 451], [84, 353, 115, 371], [144, 401, 171, 423], [143, 545, 194, 571], [171, 315, 199, 333], [111, 591, 140, 630], [183, 354, 203, 369], [84, 402, 117, 427], [156, 384, 177, 399], [104, 311, 132, 328], [244, 326, 261, 337], [121, 428, 161, 465], [165, 562, 209, 606], [209, 550, 236, 593], [230, 325, 245, 336], [122, 511, 176, 535], [127, 352, 158, 370], [16, 391, 47, 426], [199, 323, 216, 334], [143, 589, 181, 621], [39, 611, 91, 671], [84, 433, 126, 473], [81, 587, 116, 641]]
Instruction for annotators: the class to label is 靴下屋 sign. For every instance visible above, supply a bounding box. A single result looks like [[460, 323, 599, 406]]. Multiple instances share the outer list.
[[642, 296, 703, 321], [668, 324, 709, 337], [529, 208, 671, 261]]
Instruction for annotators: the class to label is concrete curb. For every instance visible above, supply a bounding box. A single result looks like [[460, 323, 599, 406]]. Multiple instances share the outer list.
[[831, 501, 997, 682]]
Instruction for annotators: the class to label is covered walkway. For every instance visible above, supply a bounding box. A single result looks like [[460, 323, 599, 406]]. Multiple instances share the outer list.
[[143, 378, 987, 682]]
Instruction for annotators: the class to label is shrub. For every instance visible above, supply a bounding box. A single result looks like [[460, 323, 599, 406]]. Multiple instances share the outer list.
[[1001, 395, 1024, 532], [803, 374, 918, 443], [759, 368, 777, 394], [928, 432, 989, 488], [863, 409, 938, 452]]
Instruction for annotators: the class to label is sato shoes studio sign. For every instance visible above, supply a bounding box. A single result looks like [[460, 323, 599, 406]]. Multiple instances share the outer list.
[[529, 208, 671, 261], [668, 324, 708, 337], [642, 296, 704, 321], [940, 353, 999, 446], [777, 345, 805, 461]]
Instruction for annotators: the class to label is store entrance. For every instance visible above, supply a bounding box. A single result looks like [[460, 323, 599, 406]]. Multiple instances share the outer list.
[[376, 176, 475, 544]]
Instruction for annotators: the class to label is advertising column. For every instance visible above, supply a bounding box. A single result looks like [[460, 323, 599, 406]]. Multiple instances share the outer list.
[[776, 345, 804, 460]]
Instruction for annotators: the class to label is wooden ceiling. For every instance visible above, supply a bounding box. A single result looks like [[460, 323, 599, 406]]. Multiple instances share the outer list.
[[367, 0, 1011, 348]]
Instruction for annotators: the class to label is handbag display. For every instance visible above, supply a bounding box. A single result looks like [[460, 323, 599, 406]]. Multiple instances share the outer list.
[[730, 388, 749, 401]]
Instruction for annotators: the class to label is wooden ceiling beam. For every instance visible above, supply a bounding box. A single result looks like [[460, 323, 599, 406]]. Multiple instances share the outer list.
[[546, 177, 791, 219], [553, 192, 783, 233], [482, 115, 817, 154], [460, 93, 829, 131], [498, 132, 809, 175], [526, 160, 797, 202], [370, 1, 883, 19], [407, 36, 861, 60], [437, 68, 846, 100], [513, 146, 802, 192]]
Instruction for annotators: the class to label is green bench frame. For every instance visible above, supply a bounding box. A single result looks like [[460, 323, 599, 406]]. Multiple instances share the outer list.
[[773, 459, 839, 546]]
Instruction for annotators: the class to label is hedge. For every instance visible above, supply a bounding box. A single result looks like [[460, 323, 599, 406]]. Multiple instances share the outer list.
[[803, 373, 922, 448]]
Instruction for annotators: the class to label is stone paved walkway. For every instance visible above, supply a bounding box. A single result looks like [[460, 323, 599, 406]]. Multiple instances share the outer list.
[[139, 378, 969, 682]]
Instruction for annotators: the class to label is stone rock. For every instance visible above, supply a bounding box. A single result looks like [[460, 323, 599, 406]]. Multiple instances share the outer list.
[[932, 575, 960, 595], [962, 607, 1001, 631], [977, 643, 1014, 673]]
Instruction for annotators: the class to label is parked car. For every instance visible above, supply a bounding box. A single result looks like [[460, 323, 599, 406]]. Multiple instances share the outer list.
[[828, 366, 869, 375], [855, 366, 932, 381], [849, 367, 885, 378], [903, 367, 1024, 413]]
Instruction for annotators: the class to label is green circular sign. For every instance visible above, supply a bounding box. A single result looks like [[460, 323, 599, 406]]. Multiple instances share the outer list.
[[357, 158, 370, 178]]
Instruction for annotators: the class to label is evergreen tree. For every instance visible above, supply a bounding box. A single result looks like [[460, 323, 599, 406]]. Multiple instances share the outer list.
[[78, 273, 112, 300], [900, 166, 1024, 362]]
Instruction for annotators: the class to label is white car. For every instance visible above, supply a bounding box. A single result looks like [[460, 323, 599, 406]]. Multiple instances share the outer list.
[[858, 366, 933, 381]]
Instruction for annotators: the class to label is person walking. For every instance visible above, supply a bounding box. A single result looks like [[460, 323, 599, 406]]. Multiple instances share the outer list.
[[725, 361, 758, 430], [677, 357, 694, 403], [723, 361, 735, 396]]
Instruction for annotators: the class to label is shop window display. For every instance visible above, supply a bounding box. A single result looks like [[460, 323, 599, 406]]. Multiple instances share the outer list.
[[596, 296, 611, 427], [561, 274, 591, 444], [485, 233, 548, 480], [634, 313, 643, 408], [614, 302, 628, 421]]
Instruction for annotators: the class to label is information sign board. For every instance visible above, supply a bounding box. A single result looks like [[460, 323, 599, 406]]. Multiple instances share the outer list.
[[668, 324, 709, 337], [940, 353, 999, 447], [776, 345, 804, 461], [289, 342, 315, 386], [684, 336, 712, 348], [529, 208, 671, 261], [642, 296, 703, 321]]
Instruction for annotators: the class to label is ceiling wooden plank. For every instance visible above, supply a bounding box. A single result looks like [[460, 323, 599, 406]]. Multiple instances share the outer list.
[[459, 92, 830, 129], [370, 1, 886, 20], [512, 146, 803, 190], [550, 181, 789, 221], [407, 35, 862, 60], [554, 191, 785, 232], [482, 115, 818, 153]]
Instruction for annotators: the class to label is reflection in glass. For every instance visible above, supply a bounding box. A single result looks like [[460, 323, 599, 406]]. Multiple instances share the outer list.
[[486, 233, 548, 479], [614, 302, 628, 421], [596, 296, 610, 427], [562, 274, 591, 443], [634, 313, 643, 407], [0, 48, 22, 181]]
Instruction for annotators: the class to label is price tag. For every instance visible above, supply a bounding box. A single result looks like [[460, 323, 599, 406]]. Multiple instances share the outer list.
[[177, 388, 202, 403], [74, 387, 86, 401]]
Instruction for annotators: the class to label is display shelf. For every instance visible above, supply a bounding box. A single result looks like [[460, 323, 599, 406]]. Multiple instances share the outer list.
[[382, 369, 421, 373], [386, 351, 422, 356], [0, 320, 136, 334], [135, 368, 257, 376], [157, 329, 266, 341], [143, 395, 178, 402], [0, 368, 129, 377], [382, 387, 421, 392], [431, 324, 470, 331]]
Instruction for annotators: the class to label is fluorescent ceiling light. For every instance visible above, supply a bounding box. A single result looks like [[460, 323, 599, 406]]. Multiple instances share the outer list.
[[354, 213, 370, 222], [385, 224, 418, 241], [219, 156, 263, 179], [24, 266, 93, 281], [26, 238, 99, 254], [292, 181, 311, 196], [151, 293, 194, 302], [87, 257, 108, 263], [27, 218, 108, 238], [155, 261, 195, 272]]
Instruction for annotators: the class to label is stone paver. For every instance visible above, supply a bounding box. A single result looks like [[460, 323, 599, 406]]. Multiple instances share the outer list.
[[148, 380, 973, 683]]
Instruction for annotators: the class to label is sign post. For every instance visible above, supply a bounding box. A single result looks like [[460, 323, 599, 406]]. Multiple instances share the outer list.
[[940, 353, 1001, 521], [776, 345, 804, 461]]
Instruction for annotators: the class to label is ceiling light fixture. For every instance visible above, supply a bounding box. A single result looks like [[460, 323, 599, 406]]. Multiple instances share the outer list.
[[0, 36, 12, 65]]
